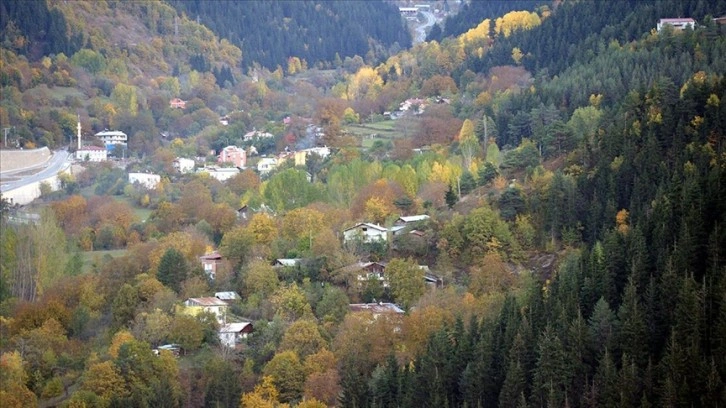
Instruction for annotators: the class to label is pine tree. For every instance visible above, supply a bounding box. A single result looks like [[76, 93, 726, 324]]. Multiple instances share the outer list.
[[617, 277, 648, 368], [593, 349, 618, 408], [445, 185, 458, 208], [157, 247, 188, 293], [587, 297, 618, 361], [499, 359, 526, 408], [617, 354, 640, 408], [532, 325, 570, 407]]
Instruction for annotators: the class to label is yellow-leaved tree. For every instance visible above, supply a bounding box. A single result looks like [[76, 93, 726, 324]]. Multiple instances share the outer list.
[[347, 66, 383, 100], [458, 119, 480, 171], [495, 10, 541, 37]]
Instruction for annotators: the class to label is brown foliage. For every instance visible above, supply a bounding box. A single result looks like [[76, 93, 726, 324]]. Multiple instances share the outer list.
[[413, 104, 462, 147], [10, 299, 71, 335], [51, 195, 89, 236], [350, 179, 406, 221], [303, 369, 340, 407], [228, 169, 261, 195], [417, 181, 448, 209], [486, 65, 532, 94], [421, 75, 459, 97], [314, 98, 348, 147], [333, 312, 402, 373]]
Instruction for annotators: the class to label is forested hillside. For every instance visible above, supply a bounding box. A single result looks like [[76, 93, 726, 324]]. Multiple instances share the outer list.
[[427, 0, 546, 42], [168, 0, 412, 70], [1, 0, 725, 407]]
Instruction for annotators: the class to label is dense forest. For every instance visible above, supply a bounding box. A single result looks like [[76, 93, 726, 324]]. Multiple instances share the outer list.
[[168, 0, 412, 70], [427, 0, 546, 42], [1, 0, 725, 407]]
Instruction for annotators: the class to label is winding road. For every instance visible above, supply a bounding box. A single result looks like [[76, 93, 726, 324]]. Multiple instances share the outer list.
[[414, 11, 437, 43], [0, 150, 71, 193]]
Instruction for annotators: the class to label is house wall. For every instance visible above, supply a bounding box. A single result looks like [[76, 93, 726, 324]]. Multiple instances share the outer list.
[[344, 226, 388, 243], [181, 304, 227, 324], [129, 173, 161, 189]]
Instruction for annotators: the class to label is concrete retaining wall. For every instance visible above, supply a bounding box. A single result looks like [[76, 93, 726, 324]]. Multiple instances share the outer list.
[[0, 147, 52, 173], [2, 166, 70, 206]]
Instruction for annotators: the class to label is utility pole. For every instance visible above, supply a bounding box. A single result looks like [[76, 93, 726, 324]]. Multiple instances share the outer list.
[[3, 127, 13, 148]]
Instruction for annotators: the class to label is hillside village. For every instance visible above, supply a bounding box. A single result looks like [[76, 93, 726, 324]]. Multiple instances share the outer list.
[[1, 1, 726, 407]]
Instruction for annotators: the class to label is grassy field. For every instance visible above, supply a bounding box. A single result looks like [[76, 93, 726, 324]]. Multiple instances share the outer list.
[[345, 120, 407, 148], [81, 249, 128, 273], [111, 195, 152, 222]]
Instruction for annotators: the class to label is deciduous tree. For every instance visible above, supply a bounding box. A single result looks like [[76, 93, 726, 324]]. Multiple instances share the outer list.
[[385, 258, 425, 311], [263, 350, 305, 403]]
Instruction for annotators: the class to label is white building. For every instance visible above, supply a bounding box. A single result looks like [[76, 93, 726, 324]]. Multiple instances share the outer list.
[[657, 18, 696, 31], [215, 291, 241, 302], [173, 157, 195, 173], [343, 222, 389, 244], [75, 146, 107, 162], [395, 214, 430, 225], [95, 130, 128, 150], [219, 322, 253, 348], [128, 172, 161, 189], [182, 297, 228, 324], [243, 130, 275, 142], [197, 166, 240, 182], [257, 157, 278, 175]]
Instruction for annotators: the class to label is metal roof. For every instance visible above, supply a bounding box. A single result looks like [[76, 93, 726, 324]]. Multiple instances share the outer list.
[[185, 297, 228, 307]]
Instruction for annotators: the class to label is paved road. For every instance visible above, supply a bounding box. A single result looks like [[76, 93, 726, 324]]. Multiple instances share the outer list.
[[415, 11, 437, 43], [0, 150, 71, 193]]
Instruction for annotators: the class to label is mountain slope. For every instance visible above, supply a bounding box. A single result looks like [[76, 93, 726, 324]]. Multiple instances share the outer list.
[[168, 0, 412, 69]]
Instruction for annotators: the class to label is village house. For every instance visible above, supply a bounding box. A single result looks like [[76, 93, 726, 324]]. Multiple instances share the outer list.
[[217, 145, 247, 168], [237, 203, 275, 221], [128, 172, 161, 190], [173, 157, 195, 173], [337, 261, 442, 289], [215, 291, 241, 303], [169, 98, 186, 109], [349, 302, 405, 317], [391, 214, 430, 236], [95, 130, 128, 150], [200, 251, 223, 280], [339, 261, 388, 286], [237, 205, 249, 220], [75, 145, 107, 162], [256, 157, 278, 175], [182, 297, 228, 324], [197, 166, 240, 182], [219, 322, 254, 348], [243, 130, 275, 142], [293, 146, 331, 166], [273, 258, 303, 268], [394, 214, 430, 226], [343, 222, 389, 244], [657, 18, 696, 31]]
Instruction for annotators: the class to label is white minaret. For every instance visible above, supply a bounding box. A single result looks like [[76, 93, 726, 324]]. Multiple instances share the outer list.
[[77, 115, 81, 150]]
